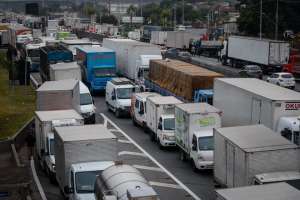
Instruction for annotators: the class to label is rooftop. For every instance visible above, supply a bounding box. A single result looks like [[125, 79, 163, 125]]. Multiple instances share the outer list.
[[77, 46, 114, 53], [148, 96, 182, 105], [35, 109, 82, 121], [176, 103, 220, 114], [50, 62, 80, 70], [217, 78, 300, 101], [37, 79, 78, 92], [215, 125, 298, 152]]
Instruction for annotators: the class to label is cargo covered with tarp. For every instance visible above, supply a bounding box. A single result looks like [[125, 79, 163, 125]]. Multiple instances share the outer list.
[[149, 59, 223, 101]]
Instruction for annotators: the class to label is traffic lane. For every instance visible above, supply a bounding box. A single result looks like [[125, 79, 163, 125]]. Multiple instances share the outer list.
[[94, 96, 215, 200]]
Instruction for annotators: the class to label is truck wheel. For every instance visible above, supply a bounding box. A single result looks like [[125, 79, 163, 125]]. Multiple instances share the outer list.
[[150, 132, 156, 142], [192, 160, 198, 173], [158, 139, 164, 150], [115, 109, 121, 118], [180, 151, 187, 162], [132, 117, 138, 126]]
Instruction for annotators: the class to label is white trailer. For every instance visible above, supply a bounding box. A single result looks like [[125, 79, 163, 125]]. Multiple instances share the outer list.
[[35, 109, 83, 181], [175, 103, 221, 170], [213, 78, 300, 145], [214, 125, 300, 188], [102, 38, 161, 82], [60, 39, 93, 57], [146, 96, 182, 147], [49, 62, 82, 81], [221, 36, 290, 69], [166, 31, 200, 49], [150, 31, 167, 45], [36, 79, 80, 113], [55, 125, 118, 199], [216, 182, 300, 200]]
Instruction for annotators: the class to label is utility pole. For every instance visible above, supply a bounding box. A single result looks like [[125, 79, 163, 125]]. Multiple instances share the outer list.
[[182, 0, 185, 25], [140, 0, 143, 17], [259, 0, 263, 39], [275, 0, 279, 40], [108, 0, 111, 15], [174, 0, 177, 29]]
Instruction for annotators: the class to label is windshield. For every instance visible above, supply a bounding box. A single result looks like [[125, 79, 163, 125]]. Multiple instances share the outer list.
[[163, 118, 175, 131], [93, 68, 116, 78], [282, 74, 293, 78], [80, 93, 92, 105], [49, 138, 54, 155], [138, 68, 149, 79], [75, 170, 102, 194], [116, 88, 133, 99], [198, 136, 214, 151], [28, 49, 40, 57]]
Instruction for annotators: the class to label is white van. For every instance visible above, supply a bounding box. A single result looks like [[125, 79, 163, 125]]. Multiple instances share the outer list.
[[79, 81, 96, 124], [106, 78, 135, 117]]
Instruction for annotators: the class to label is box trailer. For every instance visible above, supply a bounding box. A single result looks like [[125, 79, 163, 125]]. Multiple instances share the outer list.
[[150, 31, 167, 45], [214, 125, 300, 188], [36, 79, 80, 112], [35, 109, 83, 181], [221, 36, 290, 69], [102, 38, 161, 81], [54, 125, 118, 198], [175, 103, 221, 170], [213, 78, 300, 145], [146, 96, 182, 147], [166, 31, 200, 49], [216, 182, 300, 200], [49, 62, 81, 81]]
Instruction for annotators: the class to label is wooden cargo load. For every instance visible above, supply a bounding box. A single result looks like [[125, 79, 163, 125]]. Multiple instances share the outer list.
[[149, 59, 223, 101]]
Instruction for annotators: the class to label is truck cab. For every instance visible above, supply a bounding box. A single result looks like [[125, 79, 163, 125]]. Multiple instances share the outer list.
[[157, 114, 176, 148], [131, 92, 160, 128], [44, 132, 55, 180], [190, 130, 214, 170], [136, 55, 162, 88], [276, 116, 300, 145], [25, 42, 45, 72], [64, 161, 114, 200], [79, 81, 96, 124], [106, 78, 135, 117]]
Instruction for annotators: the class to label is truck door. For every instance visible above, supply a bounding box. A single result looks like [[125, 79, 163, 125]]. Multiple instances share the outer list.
[[226, 141, 235, 187], [251, 98, 262, 124]]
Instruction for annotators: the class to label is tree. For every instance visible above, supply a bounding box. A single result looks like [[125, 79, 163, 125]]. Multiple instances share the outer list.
[[83, 3, 96, 17], [160, 9, 171, 27], [127, 5, 138, 27]]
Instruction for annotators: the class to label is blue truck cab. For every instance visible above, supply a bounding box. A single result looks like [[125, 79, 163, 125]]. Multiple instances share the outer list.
[[76, 47, 116, 94]]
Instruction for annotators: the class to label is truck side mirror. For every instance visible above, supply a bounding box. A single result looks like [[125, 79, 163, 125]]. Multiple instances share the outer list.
[[158, 123, 162, 130], [192, 144, 197, 151], [64, 186, 74, 194]]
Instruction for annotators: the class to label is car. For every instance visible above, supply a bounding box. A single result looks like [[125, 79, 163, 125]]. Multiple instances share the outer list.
[[239, 65, 263, 79], [266, 72, 295, 89], [164, 48, 192, 62]]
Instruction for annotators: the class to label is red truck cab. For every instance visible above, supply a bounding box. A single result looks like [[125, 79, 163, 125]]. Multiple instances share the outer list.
[[283, 49, 300, 74]]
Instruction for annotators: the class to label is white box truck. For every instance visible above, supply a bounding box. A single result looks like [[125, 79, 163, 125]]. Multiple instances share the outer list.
[[49, 62, 82, 81], [216, 182, 300, 200], [175, 103, 222, 171], [214, 125, 300, 188], [150, 31, 167, 45], [213, 78, 300, 145], [102, 38, 162, 83], [35, 109, 83, 182], [220, 36, 290, 72], [54, 125, 118, 199], [146, 96, 182, 148], [166, 31, 200, 49]]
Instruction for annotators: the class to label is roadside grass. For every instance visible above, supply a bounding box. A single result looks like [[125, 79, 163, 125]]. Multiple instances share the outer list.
[[0, 52, 35, 139]]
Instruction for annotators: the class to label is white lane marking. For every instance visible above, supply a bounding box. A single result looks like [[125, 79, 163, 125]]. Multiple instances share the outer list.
[[118, 139, 132, 144], [30, 157, 47, 200], [133, 165, 164, 172], [100, 113, 201, 200], [149, 181, 183, 190], [118, 151, 147, 157]]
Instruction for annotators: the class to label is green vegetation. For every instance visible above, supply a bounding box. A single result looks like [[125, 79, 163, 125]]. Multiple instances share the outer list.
[[0, 53, 35, 139]]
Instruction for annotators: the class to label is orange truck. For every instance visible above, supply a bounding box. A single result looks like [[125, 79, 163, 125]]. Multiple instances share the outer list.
[[283, 48, 300, 75]]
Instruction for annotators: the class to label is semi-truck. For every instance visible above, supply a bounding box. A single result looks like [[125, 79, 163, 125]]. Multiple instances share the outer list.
[[40, 45, 73, 81], [102, 38, 162, 84], [76, 46, 116, 94], [94, 164, 159, 200], [213, 78, 300, 145], [146, 59, 223, 102], [54, 125, 118, 199], [175, 103, 222, 171], [220, 36, 290, 73], [150, 31, 167, 45], [35, 110, 83, 182], [146, 96, 182, 148], [36, 79, 80, 113], [214, 125, 300, 188]]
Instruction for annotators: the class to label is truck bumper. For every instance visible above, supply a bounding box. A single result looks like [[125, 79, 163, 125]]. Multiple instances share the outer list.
[[160, 139, 176, 147], [83, 113, 96, 124], [196, 161, 214, 170]]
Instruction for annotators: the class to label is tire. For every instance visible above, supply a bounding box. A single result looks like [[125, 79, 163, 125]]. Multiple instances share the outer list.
[[180, 150, 187, 162], [158, 139, 164, 150], [192, 160, 198, 173], [115, 109, 121, 118], [49, 172, 56, 184], [132, 117, 138, 126], [276, 82, 280, 86], [150, 132, 156, 142]]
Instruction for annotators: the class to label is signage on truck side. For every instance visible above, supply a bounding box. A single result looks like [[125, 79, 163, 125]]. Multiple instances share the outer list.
[[285, 102, 300, 110]]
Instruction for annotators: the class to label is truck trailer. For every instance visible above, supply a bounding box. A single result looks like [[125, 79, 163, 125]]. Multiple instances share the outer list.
[[221, 36, 290, 72], [54, 125, 118, 199], [214, 125, 300, 188], [213, 78, 300, 145], [36, 79, 80, 112], [49, 62, 81, 81]]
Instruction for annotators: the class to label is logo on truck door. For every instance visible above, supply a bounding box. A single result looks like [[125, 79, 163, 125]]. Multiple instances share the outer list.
[[285, 102, 300, 110], [195, 116, 216, 127]]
